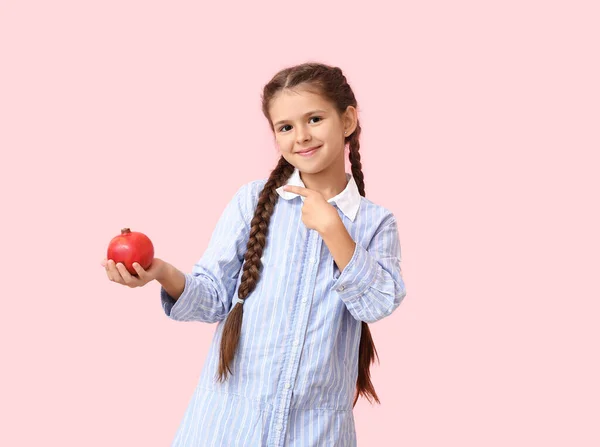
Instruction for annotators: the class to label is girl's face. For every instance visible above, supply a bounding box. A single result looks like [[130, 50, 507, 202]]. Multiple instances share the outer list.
[[268, 88, 355, 175]]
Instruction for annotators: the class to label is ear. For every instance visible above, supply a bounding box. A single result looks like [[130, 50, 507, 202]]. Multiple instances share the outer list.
[[342, 105, 358, 137]]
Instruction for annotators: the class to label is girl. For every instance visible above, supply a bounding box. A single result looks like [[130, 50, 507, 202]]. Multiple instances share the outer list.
[[103, 62, 407, 446]]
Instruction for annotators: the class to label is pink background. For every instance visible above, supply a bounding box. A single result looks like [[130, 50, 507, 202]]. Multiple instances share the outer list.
[[1, 0, 599, 445]]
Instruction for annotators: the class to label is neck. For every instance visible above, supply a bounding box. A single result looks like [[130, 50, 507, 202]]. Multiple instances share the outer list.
[[299, 159, 348, 201]]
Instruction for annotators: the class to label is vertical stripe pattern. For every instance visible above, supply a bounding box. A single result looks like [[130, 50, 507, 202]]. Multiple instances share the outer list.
[[161, 174, 407, 446]]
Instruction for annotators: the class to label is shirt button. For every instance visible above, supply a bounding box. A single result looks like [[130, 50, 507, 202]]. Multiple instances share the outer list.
[[309, 257, 316, 264], [285, 383, 291, 389], [338, 285, 345, 291], [277, 424, 283, 431], [293, 338, 300, 346], [301, 297, 308, 303]]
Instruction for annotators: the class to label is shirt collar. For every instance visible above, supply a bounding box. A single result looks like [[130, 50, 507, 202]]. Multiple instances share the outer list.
[[275, 167, 361, 222]]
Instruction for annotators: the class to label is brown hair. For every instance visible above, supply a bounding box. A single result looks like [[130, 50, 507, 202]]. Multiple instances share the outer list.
[[217, 62, 380, 407]]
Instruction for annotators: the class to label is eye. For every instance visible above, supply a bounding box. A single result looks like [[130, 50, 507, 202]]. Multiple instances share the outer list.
[[278, 116, 323, 133]]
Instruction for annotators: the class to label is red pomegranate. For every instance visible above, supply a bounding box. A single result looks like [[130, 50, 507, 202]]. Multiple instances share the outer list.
[[107, 228, 154, 275]]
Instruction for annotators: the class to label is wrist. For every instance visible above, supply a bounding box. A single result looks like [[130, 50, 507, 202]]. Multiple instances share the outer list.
[[154, 259, 170, 282], [320, 217, 345, 238]]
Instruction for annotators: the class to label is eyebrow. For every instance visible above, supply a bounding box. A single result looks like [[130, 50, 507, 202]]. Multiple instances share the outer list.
[[273, 110, 327, 127]]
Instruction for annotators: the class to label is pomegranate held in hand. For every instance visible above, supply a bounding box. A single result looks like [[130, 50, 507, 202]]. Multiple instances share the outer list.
[[107, 228, 154, 275]]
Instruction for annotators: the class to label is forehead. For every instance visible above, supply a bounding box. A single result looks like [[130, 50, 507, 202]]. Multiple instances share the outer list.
[[269, 88, 334, 121]]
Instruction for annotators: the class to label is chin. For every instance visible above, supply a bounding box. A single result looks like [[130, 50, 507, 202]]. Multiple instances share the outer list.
[[297, 164, 328, 175]]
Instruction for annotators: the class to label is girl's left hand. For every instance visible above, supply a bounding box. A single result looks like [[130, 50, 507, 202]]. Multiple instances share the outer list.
[[283, 185, 341, 234]]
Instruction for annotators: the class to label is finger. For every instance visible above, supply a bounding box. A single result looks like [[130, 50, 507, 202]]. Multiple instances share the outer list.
[[116, 263, 140, 286], [132, 262, 148, 282], [105, 262, 114, 281], [109, 260, 127, 285], [106, 259, 120, 283], [283, 185, 311, 197]]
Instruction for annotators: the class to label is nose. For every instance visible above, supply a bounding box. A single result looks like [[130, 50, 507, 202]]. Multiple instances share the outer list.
[[295, 124, 311, 144]]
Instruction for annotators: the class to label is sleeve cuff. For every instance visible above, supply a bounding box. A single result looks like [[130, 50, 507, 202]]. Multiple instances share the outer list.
[[160, 273, 193, 318], [331, 243, 378, 302]]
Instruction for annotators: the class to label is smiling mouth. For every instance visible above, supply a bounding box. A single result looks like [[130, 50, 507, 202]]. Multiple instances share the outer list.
[[296, 145, 322, 156]]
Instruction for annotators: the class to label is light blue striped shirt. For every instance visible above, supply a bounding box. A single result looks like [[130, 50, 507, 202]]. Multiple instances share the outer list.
[[161, 168, 407, 446]]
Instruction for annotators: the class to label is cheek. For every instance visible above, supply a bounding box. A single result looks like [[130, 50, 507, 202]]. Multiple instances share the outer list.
[[315, 125, 338, 142], [275, 136, 293, 153]]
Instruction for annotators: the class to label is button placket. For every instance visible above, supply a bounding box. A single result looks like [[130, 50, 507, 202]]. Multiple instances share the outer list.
[[271, 231, 321, 446]]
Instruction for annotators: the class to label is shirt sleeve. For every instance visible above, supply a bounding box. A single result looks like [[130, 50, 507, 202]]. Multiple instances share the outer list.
[[160, 181, 257, 323], [331, 215, 407, 323]]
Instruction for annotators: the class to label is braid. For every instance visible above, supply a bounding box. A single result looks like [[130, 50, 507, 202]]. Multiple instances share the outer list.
[[348, 119, 381, 407], [347, 121, 365, 197], [217, 156, 295, 382]]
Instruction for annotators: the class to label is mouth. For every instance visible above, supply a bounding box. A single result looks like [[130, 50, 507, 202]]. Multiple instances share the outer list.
[[295, 145, 322, 157]]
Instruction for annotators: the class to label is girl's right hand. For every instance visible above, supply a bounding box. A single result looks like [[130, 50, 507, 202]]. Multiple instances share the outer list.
[[102, 257, 165, 288]]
